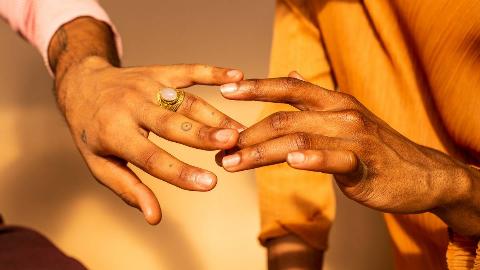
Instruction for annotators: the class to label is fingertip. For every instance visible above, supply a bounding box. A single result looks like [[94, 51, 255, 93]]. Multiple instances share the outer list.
[[144, 206, 162, 225], [220, 83, 239, 96], [212, 128, 240, 149], [226, 69, 244, 81], [133, 184, 162, 225], [221, 154, 241, 172], [195, 172, 218, 191], [287, 151, 306, 165]]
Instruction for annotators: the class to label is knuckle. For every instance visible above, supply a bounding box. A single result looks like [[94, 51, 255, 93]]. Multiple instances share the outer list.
[[247, 79, 261, 96], [139, 66, 160, 78], [97, 123, 119, 150], [134, 76, 154, 90], [196, 126, 211, 142], [343, 109, 367, 130], [153, 111, 174, 134], [237, 133, 249, 148], [180, 94, 201, 114], [141, 150, 161, 172], [197, 64, 213, 73], [268, 111, 293, 131], [340, 93, 361, 108], [218, 116, 235, 129], [281, 77, 303, 89], [250, 145, 266, 162], [184, 64, 198, 76], [292, 133, 312, 150], [139, 103, 173, 134], [118, 191, 137, 208], [177, 164, 196, 185]]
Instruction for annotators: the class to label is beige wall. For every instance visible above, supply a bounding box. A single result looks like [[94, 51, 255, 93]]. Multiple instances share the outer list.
[[0, 1, 392, 269]]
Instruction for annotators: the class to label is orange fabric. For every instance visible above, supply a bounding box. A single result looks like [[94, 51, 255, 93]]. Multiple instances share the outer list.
[[257, 0, 480, 269], [475, 242, 480, 269], [447, 230, 478, 269], [256, 0, 336, 251]]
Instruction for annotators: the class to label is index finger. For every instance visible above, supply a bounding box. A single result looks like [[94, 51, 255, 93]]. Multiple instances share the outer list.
[[219, 78, 354, 111], [151, 64, 244, 88]]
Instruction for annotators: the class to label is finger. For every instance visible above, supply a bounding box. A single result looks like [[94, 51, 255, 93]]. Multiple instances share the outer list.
[[177, 93, 246, 130], [286, 150, 358, 174], [138, 103, 239, 150], [287, 150, 367, 187], [215, 150, 225, 167], [237, 111, 349, 148], [131, 76, 245, 130], [219, 78, 355, 111], [151, 64, 244, 88], [86, 155, 162, 225], [104, 132, 217, 191], [288, 71, 305, 81], [214, 146, 241, 167], [221, 133, 346, 172]]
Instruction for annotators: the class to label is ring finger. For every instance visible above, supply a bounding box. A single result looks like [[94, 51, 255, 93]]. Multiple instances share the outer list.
[[103, 131, 217, 191], [220, 133, 347, 172]]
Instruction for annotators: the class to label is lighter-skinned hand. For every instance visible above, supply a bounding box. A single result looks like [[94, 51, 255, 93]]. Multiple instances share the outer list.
[[57, 56, 245, 224]]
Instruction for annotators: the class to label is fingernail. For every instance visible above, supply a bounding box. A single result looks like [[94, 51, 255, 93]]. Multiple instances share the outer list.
[[220, 83, 238, 94], [222, 154, 241, 168], [287, 152, 305, 164], [214, 129, 235, 143], [195, 173, 215, 188], [237, 127, 246, 133], [227, 70, 242, 78]]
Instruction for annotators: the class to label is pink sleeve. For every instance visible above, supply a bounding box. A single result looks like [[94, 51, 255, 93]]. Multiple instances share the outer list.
[[0, 0, 123, 76]]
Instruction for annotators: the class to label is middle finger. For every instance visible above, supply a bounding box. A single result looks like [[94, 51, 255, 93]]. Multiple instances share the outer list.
[[138, 103, 239, 150]]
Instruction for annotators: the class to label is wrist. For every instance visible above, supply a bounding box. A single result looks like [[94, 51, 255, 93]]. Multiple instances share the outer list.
[[62, 55, 112, 78], [439, 164, 474, 209], [49, 16, 120, 84], [267, 235, 324, 270], [432, 163, 480, 236]]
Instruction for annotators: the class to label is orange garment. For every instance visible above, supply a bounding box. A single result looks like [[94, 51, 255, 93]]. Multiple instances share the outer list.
[[257, 0, 480, 269]]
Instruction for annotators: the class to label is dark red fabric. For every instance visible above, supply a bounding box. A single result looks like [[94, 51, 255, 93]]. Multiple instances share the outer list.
[[0, 222, 87, 270]]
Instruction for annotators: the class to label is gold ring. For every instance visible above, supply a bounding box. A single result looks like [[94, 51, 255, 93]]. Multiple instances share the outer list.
[[156, 87, 185, 112]]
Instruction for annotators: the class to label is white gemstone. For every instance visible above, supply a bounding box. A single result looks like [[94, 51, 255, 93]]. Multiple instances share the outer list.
[[160, 88, 177, 101]]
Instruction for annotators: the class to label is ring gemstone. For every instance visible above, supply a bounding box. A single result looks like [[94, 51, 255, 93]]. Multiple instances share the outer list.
[[160, 88, 178, 102]]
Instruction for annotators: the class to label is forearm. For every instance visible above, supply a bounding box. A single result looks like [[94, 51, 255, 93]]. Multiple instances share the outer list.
[[433, 164, 480, 237], [48, 16, 120, 100], [267, 235, 324, 270]]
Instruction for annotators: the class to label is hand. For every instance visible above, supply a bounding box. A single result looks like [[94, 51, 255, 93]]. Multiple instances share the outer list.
[[217, 72, 480, 235], [58, 57, 245, 224]]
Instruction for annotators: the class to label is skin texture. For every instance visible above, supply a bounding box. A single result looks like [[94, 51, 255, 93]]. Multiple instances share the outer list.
[[48, 17, 245, 225], [219, 72, 480, 237]]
